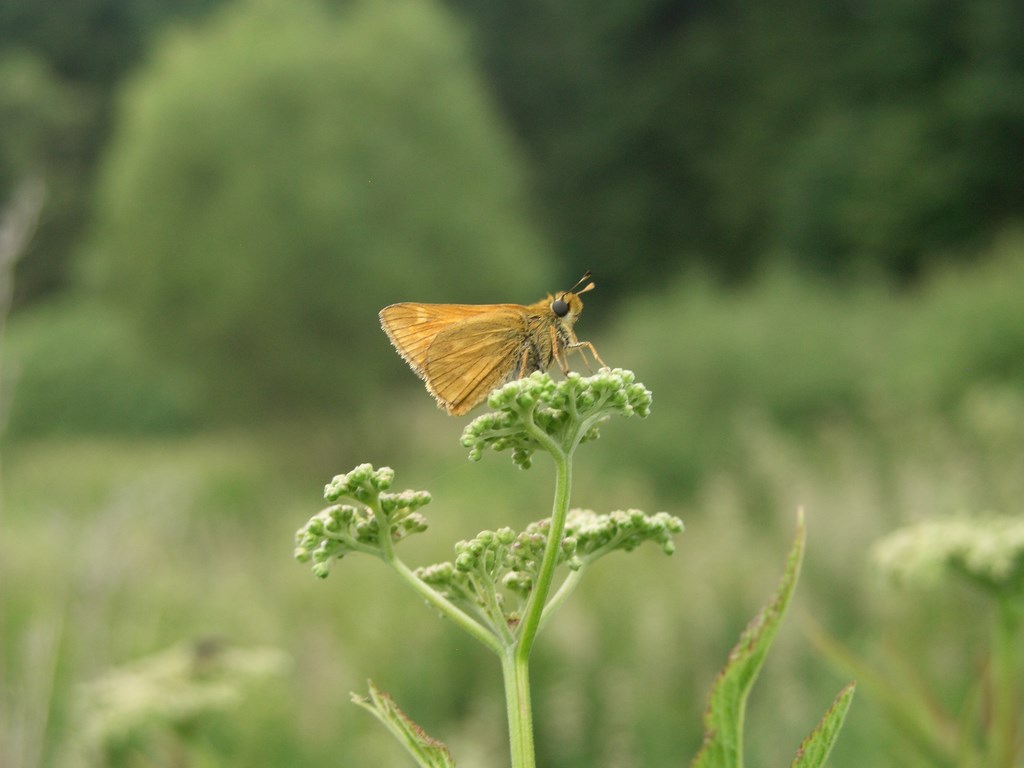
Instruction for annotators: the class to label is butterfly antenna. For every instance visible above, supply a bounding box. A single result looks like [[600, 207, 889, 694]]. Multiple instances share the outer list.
[[569, 270, 595, 295]]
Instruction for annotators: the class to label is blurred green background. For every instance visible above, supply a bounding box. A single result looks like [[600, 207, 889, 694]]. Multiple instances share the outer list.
[[1, 0, 1022, 765]]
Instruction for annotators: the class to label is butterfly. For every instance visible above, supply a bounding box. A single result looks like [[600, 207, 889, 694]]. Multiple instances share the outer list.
[[379, 272, 606, 415]]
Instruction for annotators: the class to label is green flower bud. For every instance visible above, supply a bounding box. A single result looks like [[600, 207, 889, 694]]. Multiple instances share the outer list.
[[404, 514, 429, 533], [503, 571, 532, 596], [349, 464, 373, 484], [324, 478, 344, 502], [373, 467, 395, 490], [354, 520, 377, 541], [336, 506, 355, 523], [461, 369, 652, 467], [298, 465, 436, 577]]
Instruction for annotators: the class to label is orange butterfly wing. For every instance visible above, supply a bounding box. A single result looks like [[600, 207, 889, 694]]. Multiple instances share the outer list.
[[379, 303, 529, 414]]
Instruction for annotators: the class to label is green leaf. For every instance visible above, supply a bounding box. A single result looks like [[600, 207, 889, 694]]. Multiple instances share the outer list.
[[351, 680, 455, 768], [791, 682, 856, 768], [691, 510, 807, 768]]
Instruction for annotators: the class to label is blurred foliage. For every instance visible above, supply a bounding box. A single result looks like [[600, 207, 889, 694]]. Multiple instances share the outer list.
[[64, 640, 289, 768], [445, 0, 1024, 289], [0, 54, 81, 192], [0, 0, 220, 88], [598, 230, 1024, 497], [1, 0, 1021, 312], [0, 242, 1022, 766], [86, 0, 553, 419], [2, 365, 1020, 767], [0, 52, 94, 301], [2, 300, 200, 439], [0, 0, 221, 306]]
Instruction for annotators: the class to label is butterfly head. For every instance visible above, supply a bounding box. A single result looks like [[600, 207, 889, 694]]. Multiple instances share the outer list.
[[550, 271, 595, 325]]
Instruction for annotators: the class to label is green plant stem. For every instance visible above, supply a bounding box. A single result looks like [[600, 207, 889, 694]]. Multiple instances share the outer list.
[[517, 444, 571, 657], [540, 569, 584, 630], [541, 537, 634, 627], [502, 647, 535, 768], [392, 557, 503, 654], [372, 500, 503, 656], [991, 596, 1021, 768], [504, 406, 576, 768]]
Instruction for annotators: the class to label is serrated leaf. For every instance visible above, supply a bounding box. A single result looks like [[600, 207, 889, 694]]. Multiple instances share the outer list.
[[791, 682, 856, 768], [351, 680, 455, 768], [691, 510, 807, 768]]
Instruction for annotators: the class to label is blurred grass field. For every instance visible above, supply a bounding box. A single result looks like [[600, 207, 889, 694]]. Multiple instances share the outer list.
[[3, 239, 1022, 767]]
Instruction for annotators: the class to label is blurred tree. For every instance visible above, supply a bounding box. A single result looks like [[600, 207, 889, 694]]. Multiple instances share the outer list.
[[87, 0, 554, 418], [768, 0, 1024, 279], [442, 0, 713, 294], [0, 52, 93, 301], [0, 0, 224, 306], [0, 0, 221, 88], [445, 0, 1024, 288], [6, 0, 1021, 317]]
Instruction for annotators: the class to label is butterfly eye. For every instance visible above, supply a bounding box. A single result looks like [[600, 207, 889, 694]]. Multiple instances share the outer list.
[[551, 298, 570, 317]]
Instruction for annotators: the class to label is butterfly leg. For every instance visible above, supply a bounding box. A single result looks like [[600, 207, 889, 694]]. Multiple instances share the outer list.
[[567, 340, 607, 371], [549, 325, 572, 374], [518, 347, 532, 378], [560, 326, 603, 371]]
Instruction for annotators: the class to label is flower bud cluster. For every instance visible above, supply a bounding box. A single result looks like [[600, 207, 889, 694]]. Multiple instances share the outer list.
[[71, 641, 288, 755], [415, 508, 683, 621], [461, 369, 653, 468], [324, 463, 396, 502], [563, 508, 684, 564], [295, 464, 431, 578], [414, 526, 530, 620], [873, 514, 1024, 596]]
